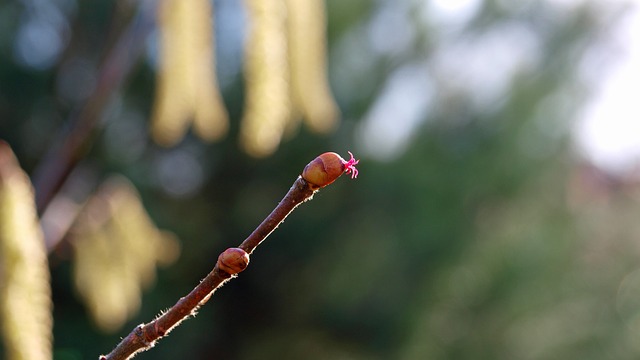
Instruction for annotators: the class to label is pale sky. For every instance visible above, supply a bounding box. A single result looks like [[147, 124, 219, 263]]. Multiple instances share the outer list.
[[574, 1, 640, 177], [357, 0, 640, 177]]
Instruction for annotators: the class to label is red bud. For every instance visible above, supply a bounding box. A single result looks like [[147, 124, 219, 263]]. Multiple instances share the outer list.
[[302, 152, 345, 189], [217, 248, 250, 275], [301, 151, 359, 189]]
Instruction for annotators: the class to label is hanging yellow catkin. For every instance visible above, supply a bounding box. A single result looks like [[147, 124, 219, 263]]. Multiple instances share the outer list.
[[0, 142, 52, 360], [190, 0, 229, 142], [151, 0, 194, 145], [151, 0, 228, 146], [72, 176, 179, 332], [240, 0, 292, 157], [286, 0, 339, 133]]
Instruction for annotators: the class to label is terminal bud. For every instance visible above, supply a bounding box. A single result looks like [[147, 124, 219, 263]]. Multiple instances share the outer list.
[[302, 151, 359, 189]]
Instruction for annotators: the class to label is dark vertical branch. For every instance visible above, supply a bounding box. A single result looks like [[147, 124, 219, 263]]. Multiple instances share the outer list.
[[32, 2, 156, 214]]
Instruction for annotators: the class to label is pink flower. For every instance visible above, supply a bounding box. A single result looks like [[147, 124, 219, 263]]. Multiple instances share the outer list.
[[343, 151, 359, 179]]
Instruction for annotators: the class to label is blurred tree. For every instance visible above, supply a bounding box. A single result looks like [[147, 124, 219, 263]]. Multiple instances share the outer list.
[[0, 0, 638, 359]]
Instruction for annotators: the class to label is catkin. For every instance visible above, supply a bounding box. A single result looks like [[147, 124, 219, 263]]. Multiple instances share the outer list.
[[0, 142, 52, 360], [72, 176, 179, 332], [190, 0, 229, 142], [286, 0, 339, 133], [151, 0, 228, 146], [240, 0, 292, 157]]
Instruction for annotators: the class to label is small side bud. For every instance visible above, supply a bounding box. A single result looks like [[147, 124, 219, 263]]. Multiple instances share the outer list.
[[302, 151, 359, 189], [217, 248, 250, 275]]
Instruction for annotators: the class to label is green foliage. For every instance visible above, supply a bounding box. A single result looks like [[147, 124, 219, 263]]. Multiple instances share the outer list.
[[1, 0, 637, 359]]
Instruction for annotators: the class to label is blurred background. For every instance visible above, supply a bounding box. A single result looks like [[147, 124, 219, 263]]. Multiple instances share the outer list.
[[1, 0, 640, 359]]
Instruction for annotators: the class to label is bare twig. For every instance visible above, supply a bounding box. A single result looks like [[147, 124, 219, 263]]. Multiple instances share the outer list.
[[100, 177, 315, 360], [99, 152, 359, 360]]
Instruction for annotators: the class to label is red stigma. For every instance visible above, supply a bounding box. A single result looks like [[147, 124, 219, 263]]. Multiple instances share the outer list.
[[343, 151, 359, 179]]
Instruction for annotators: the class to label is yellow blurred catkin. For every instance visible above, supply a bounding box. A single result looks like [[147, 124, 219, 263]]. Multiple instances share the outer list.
[[72, 176, 179, 332], [286, 0, 339, 133], [151, 0, 339, 156], [151, 0, 228, 146], [0, 142, 52, 360], [240, 0, 292, 157]]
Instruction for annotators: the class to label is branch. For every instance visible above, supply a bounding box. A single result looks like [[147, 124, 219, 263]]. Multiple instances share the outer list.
[[32, 1, 156, 216], [99, 152, 359, 360]]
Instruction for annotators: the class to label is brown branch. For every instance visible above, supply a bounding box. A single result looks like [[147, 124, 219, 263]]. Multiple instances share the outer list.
[[99, 151, 358, 360], [99, 176, 317, 360], [239, 176, 316, 254]]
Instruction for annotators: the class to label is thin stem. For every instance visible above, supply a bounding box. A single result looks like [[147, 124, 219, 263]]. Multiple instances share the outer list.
[[100, 176, 317, 360], [240, 176, 316, 254]]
